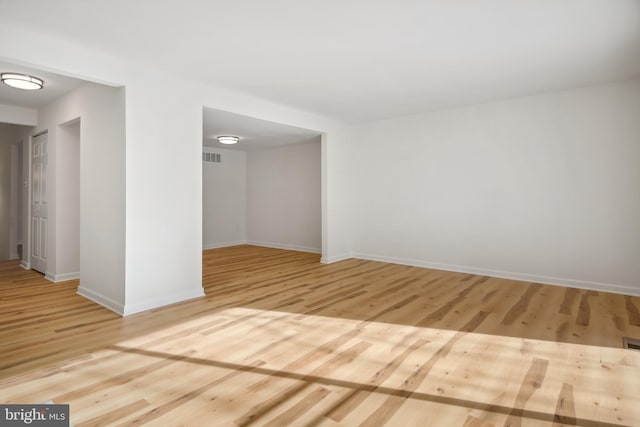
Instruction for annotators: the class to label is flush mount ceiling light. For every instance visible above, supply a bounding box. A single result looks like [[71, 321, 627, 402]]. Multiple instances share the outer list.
[[217, 135, 239, 145], [1, 72, 44, 90]]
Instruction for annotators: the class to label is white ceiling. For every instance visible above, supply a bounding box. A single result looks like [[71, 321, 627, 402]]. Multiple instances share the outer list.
[[1, 1, 639, 122], [203, 107, 320, 151], [0, 60, 86, 109]]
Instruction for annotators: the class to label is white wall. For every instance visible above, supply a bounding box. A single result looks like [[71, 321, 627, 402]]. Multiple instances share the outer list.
[[247, 140, 322, 253], [0, 127, 15, 260], [120, 58, 347, 314], [34, 83, 126, 310], [2, 23, 637, 309], [0, 104, 37, 126], [15, 140, 24, 251], [56, 120, 80, 278], [8, 142, 20, 260], [2, 24, 638, 312], [351, 80, 640, 295], [202, 147, 246, 249], [0, 124, 27, 260], [0, 24, 357, 315], [323, 130, 354, 262], [123, 73, 205, 314]]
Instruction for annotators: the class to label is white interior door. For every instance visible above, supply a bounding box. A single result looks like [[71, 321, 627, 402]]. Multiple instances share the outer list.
[[31, 133, 48, 274]]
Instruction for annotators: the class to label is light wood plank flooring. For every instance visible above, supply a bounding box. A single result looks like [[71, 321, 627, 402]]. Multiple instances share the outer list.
[[1, 245, 639, 426]]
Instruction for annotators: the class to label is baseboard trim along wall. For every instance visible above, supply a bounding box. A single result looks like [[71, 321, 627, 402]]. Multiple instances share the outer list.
[[321, 253, 352, 264], [20, 261, 30, 270], [78, 286, 206, 317], [203, 240, 247, 250], [77, 286, 126, 316], [247, 240, 321, 254], [351, 252, 640, 297], [122, 288, 206, 317], [45, 272, 80, 282]]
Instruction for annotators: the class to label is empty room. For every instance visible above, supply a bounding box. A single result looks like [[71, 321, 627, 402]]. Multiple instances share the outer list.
[[1, 1, 639, 426]]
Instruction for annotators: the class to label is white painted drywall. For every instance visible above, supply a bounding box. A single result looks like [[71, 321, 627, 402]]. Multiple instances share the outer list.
[[0, 104, 37, 126], [56, 120, 80, 277], [0, 124, 28, 260], [17, 141, 22, 247], [247, 140, 322, 253], [322, 130, 354, 262], [350, 80, 640, 295], [202, 147, 246, 249], [2, 22, 638, 307], [122, 72, 205, 315], [0, 24, 357, 314], [0, 144, 9, 260], [121, 67, 349, 314], [8, 142, 19, 259], [0, 128, 15, 260], [35, 83, 126, 309]]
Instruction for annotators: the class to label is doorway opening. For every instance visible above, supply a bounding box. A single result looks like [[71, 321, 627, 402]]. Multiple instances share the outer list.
[[201, 107, 323, 257], [0, 123, 30, 262], [54, 118, 81, 280]]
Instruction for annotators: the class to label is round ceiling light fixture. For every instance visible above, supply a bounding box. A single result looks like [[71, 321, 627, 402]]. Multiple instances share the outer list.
[[1, 72, 44, 90], [217, 135, 239, 145]]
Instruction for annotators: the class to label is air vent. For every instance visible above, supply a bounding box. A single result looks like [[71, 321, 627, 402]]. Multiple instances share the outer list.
[[202, 152, 221, 163], [623, 337, 640, 351]]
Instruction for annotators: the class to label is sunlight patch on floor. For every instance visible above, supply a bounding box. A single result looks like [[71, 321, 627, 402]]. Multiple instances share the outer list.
[[2, 307, 638, 426]]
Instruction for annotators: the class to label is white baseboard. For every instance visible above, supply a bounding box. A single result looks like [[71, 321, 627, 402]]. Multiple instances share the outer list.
[[20, 261, 30, 270], [77, 286, 126, 316], [45, 272, 80, 282], [247, 240, 321, 254], [8, 253, 19, 260], [203, 240, 247, 250], [78, 286, 206, 317], [122, 287, 205, 316], [352, 252, 640, 297], [321, 253, 353, 264]]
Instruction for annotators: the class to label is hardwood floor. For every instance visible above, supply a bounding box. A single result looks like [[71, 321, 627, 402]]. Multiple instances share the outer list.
[[1, 245, 639, 426]]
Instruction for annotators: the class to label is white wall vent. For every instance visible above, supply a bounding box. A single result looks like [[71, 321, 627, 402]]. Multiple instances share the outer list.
[[203, 152, 221, 163]]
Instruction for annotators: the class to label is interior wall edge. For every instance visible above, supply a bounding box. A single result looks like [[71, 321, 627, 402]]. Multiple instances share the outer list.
[[320, 253, 353, 264], [77, 286, 125, 316], [45, 271, 80, 282], [121, 288, 206, 317]]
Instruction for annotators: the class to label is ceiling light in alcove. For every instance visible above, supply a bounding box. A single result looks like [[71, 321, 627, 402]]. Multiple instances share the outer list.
[[1, 72, 44, 90], [217, 136, 239, 145]]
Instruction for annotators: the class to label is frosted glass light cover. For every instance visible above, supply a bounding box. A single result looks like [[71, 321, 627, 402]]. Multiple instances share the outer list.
[[217, 136, 239, 145], [1, 73, 44, 90]]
